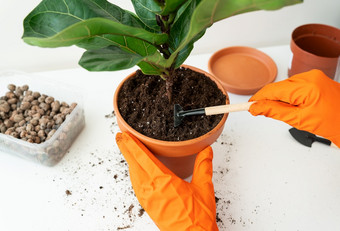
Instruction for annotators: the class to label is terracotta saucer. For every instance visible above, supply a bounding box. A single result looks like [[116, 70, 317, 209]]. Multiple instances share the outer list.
[[208, 46, 277, 95]]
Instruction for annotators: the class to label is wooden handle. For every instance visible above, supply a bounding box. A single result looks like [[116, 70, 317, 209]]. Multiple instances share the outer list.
[[331, 142, 339, 149], [205, 102, 254, 115]]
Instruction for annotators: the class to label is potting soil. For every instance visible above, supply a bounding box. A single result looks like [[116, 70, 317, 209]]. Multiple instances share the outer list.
[[118, 67, 228, 141]]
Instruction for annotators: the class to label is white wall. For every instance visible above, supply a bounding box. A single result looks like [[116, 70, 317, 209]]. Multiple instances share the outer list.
[[1, 0, 339, 73]]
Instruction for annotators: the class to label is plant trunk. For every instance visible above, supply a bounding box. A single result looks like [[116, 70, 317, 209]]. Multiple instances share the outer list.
[[165, 69, 174, 104]]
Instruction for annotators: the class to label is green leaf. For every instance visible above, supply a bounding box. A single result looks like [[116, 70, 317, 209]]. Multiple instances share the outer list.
[[169, 0, 303, 62], [79, 44, 168, 74], [24, 0, 144, 37], [167, 0, 202, 66], [169, 1, 199, 47], [159, 0, 187, 15], [174, 30, 206, 68], [22, 0, 168, 47], [76, 34, 159, 59], [131, 0, 161, 30], [137, 62, 163, 75], [190, 0, 304, 27], [76, 35, 166, 72], [131, 0, 187, 18], [79, 46, 143, 71], [23, 18, 168, 47]]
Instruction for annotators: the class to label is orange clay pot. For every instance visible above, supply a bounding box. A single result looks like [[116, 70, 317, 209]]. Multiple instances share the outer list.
[[113, 65, 229, 178], [289, 24, 340, 79]]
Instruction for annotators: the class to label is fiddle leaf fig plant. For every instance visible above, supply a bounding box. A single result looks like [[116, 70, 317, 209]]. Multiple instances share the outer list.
[[23, 0, 302, 102]]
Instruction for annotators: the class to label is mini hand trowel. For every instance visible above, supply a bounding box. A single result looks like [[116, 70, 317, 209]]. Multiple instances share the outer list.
[[174, 102, 254, 127], [289, 127, 338, 148]]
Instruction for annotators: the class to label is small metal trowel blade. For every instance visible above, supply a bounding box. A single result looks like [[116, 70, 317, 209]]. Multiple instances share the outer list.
[[289, 128, 314, 147], [174, 104, 184, 128]]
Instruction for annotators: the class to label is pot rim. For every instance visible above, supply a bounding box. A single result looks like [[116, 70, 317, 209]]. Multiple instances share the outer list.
[[113, 64, 229, 147], [292, 23, 340, 40], [291, 23, 340, 60]]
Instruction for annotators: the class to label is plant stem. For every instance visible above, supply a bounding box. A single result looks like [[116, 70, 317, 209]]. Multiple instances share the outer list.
[[156, 13, 176, 103], [156, 15, 172, 59], [165, 67, 175, 103], [157, 44, 171, 59]]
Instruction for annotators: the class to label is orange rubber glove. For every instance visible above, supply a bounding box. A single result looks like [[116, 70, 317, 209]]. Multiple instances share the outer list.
[[116, 132, 218, 231], [249, 69, 340, 147]]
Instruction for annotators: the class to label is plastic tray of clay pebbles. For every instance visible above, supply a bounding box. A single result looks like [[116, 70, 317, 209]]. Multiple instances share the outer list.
[[0, 71, 85, 166]]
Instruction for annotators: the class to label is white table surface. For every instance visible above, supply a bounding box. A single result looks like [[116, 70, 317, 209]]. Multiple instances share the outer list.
[[1, 45, 340, 231]]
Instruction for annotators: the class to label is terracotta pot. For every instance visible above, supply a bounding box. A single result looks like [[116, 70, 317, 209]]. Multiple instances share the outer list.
[[113, 65, 229, 178], [288, 24, 340, 79]]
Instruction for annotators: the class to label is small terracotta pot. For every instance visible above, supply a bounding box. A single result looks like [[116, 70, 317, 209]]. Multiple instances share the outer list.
[[289, 24, 340, 79], [113, 65, 229, 178]]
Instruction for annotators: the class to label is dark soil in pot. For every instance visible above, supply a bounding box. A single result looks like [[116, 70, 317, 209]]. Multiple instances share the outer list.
[[118, 67, 227, 141]]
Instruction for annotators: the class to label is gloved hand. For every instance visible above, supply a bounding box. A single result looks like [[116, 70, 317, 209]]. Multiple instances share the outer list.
[[249, 69, 340, 147], [116, 132, 218, 231]]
